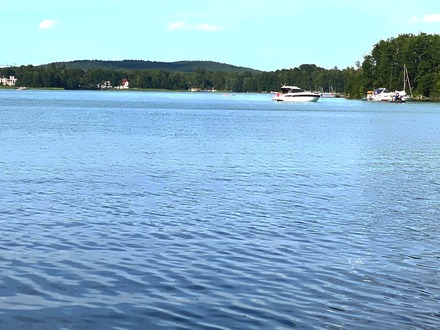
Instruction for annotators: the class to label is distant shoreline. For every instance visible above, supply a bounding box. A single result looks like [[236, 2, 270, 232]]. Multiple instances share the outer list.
[[2, 86, 439, 102]]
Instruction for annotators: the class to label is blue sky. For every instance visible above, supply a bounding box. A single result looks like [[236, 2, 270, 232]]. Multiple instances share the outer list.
[[1, 0, 439, 71]]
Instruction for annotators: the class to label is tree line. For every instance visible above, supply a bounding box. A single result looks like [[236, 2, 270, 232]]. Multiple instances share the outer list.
[[0, 63, 346, 94], [47, 59, 259, 73], [1, 33, 439, 99], [346, 32, 440, 99]]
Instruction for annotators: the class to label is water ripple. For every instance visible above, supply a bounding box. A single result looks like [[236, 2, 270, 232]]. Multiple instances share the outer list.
[[1, 91, 439, 329]]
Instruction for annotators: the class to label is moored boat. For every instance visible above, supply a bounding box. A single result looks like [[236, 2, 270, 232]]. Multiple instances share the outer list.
[[321, 86, 337, 98], [365, 88, 394, 102], [395, 65, 413, 102], [366, 65, 413, 103], [272, 85, 321, 102]]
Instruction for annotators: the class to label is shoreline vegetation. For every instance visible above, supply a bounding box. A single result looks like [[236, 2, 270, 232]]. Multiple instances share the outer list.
[[1, 33, 439, 100]]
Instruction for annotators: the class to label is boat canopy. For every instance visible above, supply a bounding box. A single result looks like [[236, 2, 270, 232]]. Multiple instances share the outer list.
[[374, 87, 391, 94], [281, 86, 304, 94]]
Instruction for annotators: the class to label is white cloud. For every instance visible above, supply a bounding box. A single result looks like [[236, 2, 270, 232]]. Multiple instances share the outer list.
[[167, 21, 224, 32], [167, 21, 185, 31], [39, 19, 58, 29], [423, 14, 440, 23], [409, 13, 440, 25]]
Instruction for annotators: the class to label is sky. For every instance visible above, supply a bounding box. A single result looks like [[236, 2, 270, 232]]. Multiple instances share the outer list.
[[1, 0, 439, 71]]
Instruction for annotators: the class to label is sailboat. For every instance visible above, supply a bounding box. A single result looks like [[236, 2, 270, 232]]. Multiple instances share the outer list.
[[321, 86, 336, 98], [394, 65, 413, 102]]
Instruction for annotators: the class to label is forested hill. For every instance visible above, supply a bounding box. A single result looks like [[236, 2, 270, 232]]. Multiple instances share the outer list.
[[44, 60, 261, 73], [4, 33, 438, 98]]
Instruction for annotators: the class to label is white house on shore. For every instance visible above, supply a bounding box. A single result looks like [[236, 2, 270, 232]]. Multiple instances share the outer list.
[[0, 75, 17, 86], [117, 78, 129, 89]]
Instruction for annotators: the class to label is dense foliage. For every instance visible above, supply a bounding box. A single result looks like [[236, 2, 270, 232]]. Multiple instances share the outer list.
[[1, 33, 439, 98], [0, 63, 349, 94], [346, 33, 440, 99], [45, 60, 260, 74]]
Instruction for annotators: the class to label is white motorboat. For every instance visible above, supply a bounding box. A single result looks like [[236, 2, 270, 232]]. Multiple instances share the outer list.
[[272, 85, 321, 102], [366, 87, 394, 102], [366, 65, 413, 102]]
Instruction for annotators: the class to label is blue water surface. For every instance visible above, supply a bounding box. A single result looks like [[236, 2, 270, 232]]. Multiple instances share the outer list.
[[0, 90, 439, 329]]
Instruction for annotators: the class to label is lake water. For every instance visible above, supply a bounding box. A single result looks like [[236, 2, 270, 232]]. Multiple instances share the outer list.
[[0, 90, 439, 329]]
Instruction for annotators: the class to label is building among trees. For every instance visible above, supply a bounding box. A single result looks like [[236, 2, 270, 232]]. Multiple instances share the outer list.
[[0, 75, 17, 86]]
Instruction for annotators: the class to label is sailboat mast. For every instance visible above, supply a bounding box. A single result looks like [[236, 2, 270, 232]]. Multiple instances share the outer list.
[[403, 65, 406, 91], [404, 65, 413, 96]]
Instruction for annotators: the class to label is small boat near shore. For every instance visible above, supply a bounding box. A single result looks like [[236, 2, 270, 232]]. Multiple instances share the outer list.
[[320, 86, 337, 98], [365, 88, 394, 102], [272, 85, 321, 102], [396, 65, 413, 102], [365, 87, 411, 103], [365, 65, 413, 103]]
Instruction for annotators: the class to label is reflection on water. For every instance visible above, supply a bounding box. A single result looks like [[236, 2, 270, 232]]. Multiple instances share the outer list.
[[0, 90, 439, 329]]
